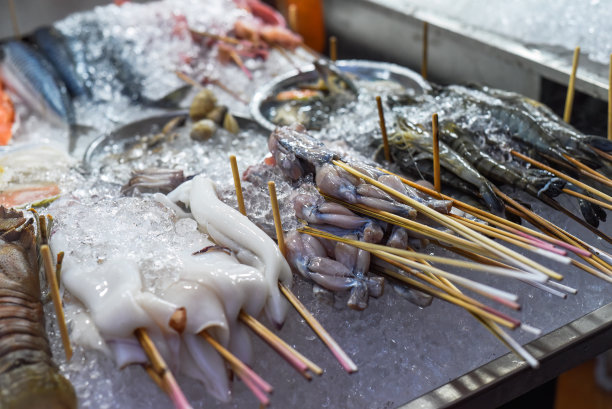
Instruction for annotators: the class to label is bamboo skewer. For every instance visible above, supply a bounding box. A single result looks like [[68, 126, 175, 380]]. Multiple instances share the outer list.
[[200, 331, 273, 404], [8, 0, 20, 38], [502, 196, 612, 277], [377, 266, 516, 329], [450, 214, 570, 264], [268, 182, 286, 255], [421, 22, 428, 79], [376, 96, 391, 162], [329, 36, 337, 61], [278, 283, 358, 373], [562, 188, 612, 211], [301, 226, 545, 283], [562, 153, 612, 188], [376, 168, 590, 257], [321, 195, 496, 256], [239, 311, 320, 378], [41, 245, 72, 361], [511, 150, 612, 204], [376, 254, 520, 316], [228, 158, 355, 373], [608, 53, 611, 141], [267, 181, 357, 373], [335, 160, 563, 281], [591, 146, 612, 162], [564, 46, 580, 123], [230, 155, 247, 216], [432, 113, 441, 192], [397, 249, 540, 366], [386, 251, 540, 366], [135, 328, 193, 409], [288, 4, 298, 33], [299, 227, 522, 309]]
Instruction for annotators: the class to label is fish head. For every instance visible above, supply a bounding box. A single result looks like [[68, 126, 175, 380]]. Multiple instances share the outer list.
[[313, 59, 358, 98]]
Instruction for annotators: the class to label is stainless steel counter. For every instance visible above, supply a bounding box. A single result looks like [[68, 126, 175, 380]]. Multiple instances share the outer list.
[[324, 0, 609, 101]]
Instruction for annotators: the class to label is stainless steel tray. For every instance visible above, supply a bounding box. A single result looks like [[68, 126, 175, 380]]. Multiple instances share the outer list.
[[250, 59, 431, 132]]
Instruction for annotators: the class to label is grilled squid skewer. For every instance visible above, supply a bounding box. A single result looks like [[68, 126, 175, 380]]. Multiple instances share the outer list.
[[0, 207, 76, 409]]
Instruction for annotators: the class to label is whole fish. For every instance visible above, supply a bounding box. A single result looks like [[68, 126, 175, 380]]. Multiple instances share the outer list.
[[0, 207, 77, 409], [29, 27, 90, 98], [389, 117, 505, 214], [0, 41, 74, 128]]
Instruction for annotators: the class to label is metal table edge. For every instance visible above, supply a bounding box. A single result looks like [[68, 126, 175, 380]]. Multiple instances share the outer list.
[[396, 301, 612, 409], [326, 0, 608, 100]]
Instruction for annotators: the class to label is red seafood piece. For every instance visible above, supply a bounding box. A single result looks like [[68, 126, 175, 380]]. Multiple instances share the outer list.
[[0, 80, 15, 146]]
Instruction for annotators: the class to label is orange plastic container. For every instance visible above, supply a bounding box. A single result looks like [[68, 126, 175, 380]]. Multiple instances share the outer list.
[[286, 0, 326, 52]]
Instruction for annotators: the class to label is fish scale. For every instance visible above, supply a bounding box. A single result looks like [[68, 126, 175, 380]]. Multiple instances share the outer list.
[[0, 41, 75, 128]]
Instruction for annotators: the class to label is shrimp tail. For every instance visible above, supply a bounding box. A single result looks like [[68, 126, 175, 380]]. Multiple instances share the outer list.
[[480, 183, 505, 215], [586, 135, 612, 152]]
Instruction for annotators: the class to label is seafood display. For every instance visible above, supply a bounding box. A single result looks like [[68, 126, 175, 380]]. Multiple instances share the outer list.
[[0, 0, 611, 408], [0, 207, 76, 409], [252, 59, 431, 131]]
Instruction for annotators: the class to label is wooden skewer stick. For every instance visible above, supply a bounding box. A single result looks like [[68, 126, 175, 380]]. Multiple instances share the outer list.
[[268, 182, 286, 255], [395, 252, 540, 364], [400, 247, 540, 364], [135, 328, 193, 409], [591, 145, 612, 162], [376, 96, 391, 162], [239, 311, 319, 378], [300, 226, 544, 283], [608, 53, 612, 141], [502, 196, 612, 277], [288, 4, 298, 33], [376, 254, 520, 317], [278, 283, 358, 373], [421, 22, 428, 79], [391, 247, 540, 364], [432, 113, 441, 192], [267, 182, 357, 373], [376, 167, 590, 257], [320, 194, 495, 257], [562, 188, 612, 211], [562, 153, 612, 188], [329, 36, 337, 61], [563, 46, 580, 123], [8, 0, 19, 38], [40, 245, 72, 361], [449, 214, 570, 262], [377, 266, 516, 329], [230, 157, 353, 373], [230, 155, 247, 216], [335, 160, 563, 281], [511, 150, 612, 204], [200, 331, 272, 405]]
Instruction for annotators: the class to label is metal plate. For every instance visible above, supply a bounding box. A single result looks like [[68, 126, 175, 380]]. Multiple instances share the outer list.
[[250, 59, 432, 132], [83, 110, 267, 168]]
